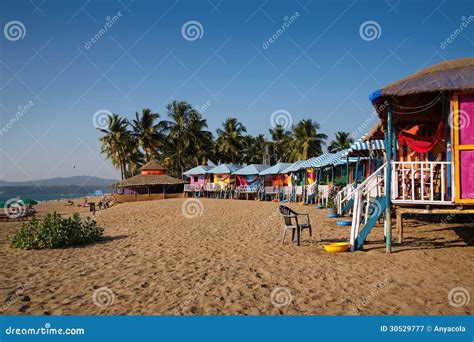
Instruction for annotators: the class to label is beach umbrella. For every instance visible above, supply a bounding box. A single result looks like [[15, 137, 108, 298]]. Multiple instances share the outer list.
[[18, 198, 38, 205]]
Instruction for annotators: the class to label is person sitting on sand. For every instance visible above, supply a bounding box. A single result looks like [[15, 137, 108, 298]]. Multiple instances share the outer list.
[[81, 198, 89, 207]]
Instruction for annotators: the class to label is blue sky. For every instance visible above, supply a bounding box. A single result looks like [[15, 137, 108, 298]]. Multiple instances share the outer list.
[[0, 0, 473, 181]]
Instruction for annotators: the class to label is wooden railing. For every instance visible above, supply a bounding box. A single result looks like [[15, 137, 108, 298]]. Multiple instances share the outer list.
[[391, 161, 452, 204]]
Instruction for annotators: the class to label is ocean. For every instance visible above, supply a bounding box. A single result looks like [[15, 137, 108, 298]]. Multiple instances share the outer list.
[[0, 193, 103, 203]]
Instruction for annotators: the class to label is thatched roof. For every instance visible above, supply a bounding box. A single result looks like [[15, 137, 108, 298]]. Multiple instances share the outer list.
[[140, 160, 166, 171], [115, 174, 185, 187], [364, 121, 384, 140], [370, 58, 474, 101]]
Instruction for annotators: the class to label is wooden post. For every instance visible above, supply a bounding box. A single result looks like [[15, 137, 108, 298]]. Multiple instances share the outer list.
[[396, 209, 403, 243], [385, 100, 393, 253], [355, 156, 360, 184]]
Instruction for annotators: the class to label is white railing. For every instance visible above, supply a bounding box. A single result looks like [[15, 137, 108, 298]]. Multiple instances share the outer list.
[[338, 163, 387, 215], [336, 182, 355, 215], [203, 183, 221, 192], [184, 184, 201, 192], [317, 185, 330, 206], [350, 163, 387, 251], [264, 186, 280, 194], [391, 161, 452, 204], [238, 185, 258, 193]]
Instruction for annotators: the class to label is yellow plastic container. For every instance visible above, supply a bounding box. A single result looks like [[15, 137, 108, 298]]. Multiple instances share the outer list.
[[323, 242, 350, 253]]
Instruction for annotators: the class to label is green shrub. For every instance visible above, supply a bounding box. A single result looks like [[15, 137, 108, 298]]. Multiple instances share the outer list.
[[9, 212, 103, 250]]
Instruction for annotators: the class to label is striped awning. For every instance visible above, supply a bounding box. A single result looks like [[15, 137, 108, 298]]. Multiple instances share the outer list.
[[349, 139, 385, 152], [371, 139, 385, 150], [283, 160, 306, 173], [299, 152, 335, 169]]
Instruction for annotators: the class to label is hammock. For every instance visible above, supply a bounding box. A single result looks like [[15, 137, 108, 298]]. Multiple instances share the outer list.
[[237, 175, 258, 186], [398, 121, 445, 153]]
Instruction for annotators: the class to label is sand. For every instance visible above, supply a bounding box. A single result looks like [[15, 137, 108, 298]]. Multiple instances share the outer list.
[[1, 198, 473, 315]]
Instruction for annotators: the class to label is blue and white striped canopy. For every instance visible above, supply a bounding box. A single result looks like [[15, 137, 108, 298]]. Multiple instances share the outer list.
[[349, 139, 385, 152], [298, 152, 335, 169], [371, 139, 385, 150], [282, 160, 306, 173]]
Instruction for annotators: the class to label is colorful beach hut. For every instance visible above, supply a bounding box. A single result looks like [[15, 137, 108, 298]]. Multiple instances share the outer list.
[[205, 164, 241, 196], [182, 165, 213, 196], [348, 58, 474, 252], [114, 160, 185, 202], [259, 162, 292, 198], [232, 164, 269, 199]]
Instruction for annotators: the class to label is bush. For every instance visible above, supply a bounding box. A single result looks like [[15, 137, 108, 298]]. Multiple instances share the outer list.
[[9, 212, 104, 250]]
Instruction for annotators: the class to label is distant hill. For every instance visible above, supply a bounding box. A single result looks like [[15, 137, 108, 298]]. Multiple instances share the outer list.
[[0, 176, 118, 187]]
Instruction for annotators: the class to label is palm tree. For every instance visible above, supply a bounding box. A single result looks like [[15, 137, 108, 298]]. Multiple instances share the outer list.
[[161, 101, 212, 177], [269, 124, 292, 162], [328, 131, 354, 153], [98, 113, 132, 180], [131, 108, 162, 162], [186, 110, 214, 166], [289, 119, 327, 161], [216, 118, 247, 164], [242, 134, 268, 164]]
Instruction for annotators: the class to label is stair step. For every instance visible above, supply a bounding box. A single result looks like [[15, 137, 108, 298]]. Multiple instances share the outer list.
[[355, 196, 387, 250], [341, 198, 354, 215]]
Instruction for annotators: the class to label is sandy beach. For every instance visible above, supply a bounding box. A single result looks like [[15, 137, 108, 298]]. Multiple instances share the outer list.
[[1, 198, 472, 315]]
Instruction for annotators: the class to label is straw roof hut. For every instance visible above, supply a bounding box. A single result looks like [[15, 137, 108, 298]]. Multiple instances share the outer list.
[[114, 160, 184, 201]]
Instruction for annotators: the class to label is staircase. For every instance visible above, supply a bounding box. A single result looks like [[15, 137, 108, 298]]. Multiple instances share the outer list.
[[336, 182, 355, 215], [348, 162, 387, 251]]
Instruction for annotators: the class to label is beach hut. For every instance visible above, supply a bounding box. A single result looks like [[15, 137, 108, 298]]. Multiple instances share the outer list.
[[114, 160, 185, 202], [259, 162, 292, 199], [182, 165, 213, 196], [348, 57, 474, 252], [205, 164, 241, 197], [232, 164, 269, 199], [280, 160, 309, 202]]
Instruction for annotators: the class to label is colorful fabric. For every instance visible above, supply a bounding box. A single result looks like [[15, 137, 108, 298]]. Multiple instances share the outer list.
[[237, 175, 258, 186], [398, 121, 445, 153]]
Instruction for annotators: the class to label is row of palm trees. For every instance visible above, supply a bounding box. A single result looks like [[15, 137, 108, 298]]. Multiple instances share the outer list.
[[98, 100, 354, 179]]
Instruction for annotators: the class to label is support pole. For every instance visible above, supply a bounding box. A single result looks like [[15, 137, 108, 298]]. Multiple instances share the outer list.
[[385, 100, 393, 253], [355, 156, 360, 184]]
